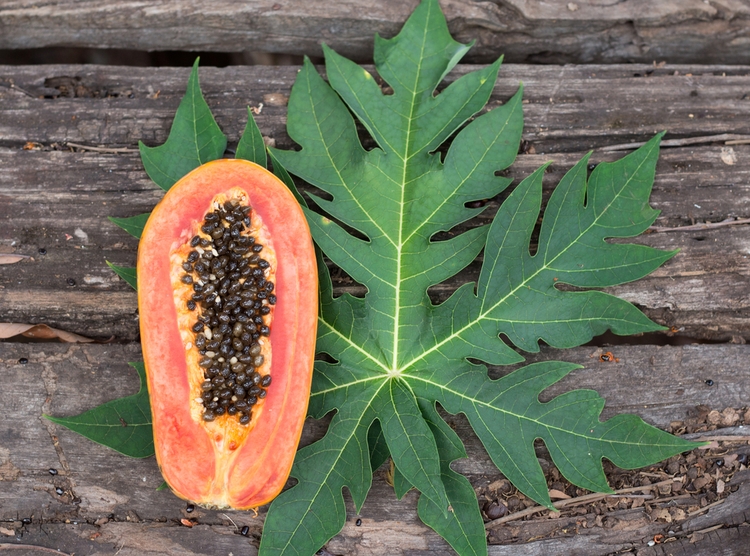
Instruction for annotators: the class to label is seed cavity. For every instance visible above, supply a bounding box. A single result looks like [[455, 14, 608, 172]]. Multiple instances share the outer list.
[[181, 198, 274, 426]]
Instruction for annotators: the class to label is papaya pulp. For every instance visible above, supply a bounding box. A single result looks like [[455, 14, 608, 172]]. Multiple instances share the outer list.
[[138, 159, 317, 509]]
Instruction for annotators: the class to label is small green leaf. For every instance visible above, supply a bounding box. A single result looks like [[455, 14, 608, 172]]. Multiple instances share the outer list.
[[139, 58, 227, 190], [45, 362, 154, 458], [236, 106, 267, 168], [107, 261, 137, 290], [108, 213, 150, 239]]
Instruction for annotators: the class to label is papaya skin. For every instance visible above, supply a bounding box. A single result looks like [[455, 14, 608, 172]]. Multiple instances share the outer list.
[[138, 159, 317, 509]]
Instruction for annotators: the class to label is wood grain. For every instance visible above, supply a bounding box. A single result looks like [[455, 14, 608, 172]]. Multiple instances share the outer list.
[[2, 64, 750, 340], [1, 1, 750, 65], [3, 63, 750, 155], [1, 343, 748, 555], [1, 61, 750, 554]]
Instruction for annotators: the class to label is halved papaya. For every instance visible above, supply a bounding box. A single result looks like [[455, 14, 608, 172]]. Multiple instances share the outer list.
[[137, 159, 317, 509]]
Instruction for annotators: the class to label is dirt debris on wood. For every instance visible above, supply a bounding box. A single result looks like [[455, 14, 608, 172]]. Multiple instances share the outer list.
[[476, 406, 750, 548]]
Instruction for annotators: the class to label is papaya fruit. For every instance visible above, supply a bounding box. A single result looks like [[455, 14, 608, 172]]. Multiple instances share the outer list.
[[137, 159, 317, 509]]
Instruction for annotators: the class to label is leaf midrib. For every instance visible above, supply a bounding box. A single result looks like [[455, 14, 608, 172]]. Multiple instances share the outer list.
[[392, 7, 429, 372], [190, 78, 202, 164], [58, 422, 151, 428], [311, 374, 384, 399], [406, 373, 671, 449], [318, 317, 390, 373]]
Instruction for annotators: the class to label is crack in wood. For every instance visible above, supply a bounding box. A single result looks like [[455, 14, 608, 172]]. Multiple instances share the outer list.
[[39, 361, 77, 504]]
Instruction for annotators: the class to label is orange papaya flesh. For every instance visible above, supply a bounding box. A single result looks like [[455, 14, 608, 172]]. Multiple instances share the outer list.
[[138, 159, 317, 509]]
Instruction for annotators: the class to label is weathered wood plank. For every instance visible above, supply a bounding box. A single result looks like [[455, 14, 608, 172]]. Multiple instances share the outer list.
[[1, 61, 750, 555], [1, 343, 748, 555], [1, 1, 750, 65], [1, 64, 750, 340], [649, 526, 750, 556], [6, 492, 749, 556], [3, 63, 750, 155], [1, 145, 748, 341], [3, 522, 262, 556]]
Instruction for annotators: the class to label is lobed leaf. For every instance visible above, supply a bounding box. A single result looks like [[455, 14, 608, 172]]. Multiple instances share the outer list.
[[416, 400, 486, 556], [428, 134, 676, 357], [410, 360, 696, 508], [260, 382, 381, 555], [263, 0, 702, 554], [375, 379, 448, 513]]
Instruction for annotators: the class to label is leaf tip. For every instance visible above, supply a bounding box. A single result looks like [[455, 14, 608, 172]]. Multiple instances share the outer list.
[[537, 160, 554, 173], [156, 481, 170, 491], [645, 131, 666, 151], [188, 58, 202, 89]]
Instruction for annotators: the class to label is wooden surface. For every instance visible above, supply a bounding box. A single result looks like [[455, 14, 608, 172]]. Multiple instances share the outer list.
[[1, 343, 749, 555], [2, 63, 750, 341], [2, 1, 750, 65], [1, 62, 750, 555]]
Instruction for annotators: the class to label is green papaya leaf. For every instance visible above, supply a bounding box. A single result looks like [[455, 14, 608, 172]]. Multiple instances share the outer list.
[[45, 363, 154, 458], [139, 58, 227, 190], [261, 0, 701, 554], [236, 106, 268, 168], [106, 261, 137, 290], [109, 213, 150, 239]]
